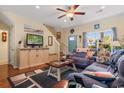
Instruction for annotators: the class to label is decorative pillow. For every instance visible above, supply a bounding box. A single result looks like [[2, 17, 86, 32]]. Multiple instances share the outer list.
[[86, 51, 95, 58], [76, 48, 89, 52], [83, 71, 115, 81]]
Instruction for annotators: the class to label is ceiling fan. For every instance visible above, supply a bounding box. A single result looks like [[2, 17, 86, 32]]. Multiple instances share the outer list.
[[56, 5, 86, 21]]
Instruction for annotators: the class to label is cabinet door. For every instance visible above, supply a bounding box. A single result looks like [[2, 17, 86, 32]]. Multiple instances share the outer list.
[[29, 50, 37, 67], [19, 50, 29, 69], [42, 49, 49, 63], [36, 50, 43, 65]]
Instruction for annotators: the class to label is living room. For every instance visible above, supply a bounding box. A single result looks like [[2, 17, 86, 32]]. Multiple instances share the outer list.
[[0, 3, 124, 90]]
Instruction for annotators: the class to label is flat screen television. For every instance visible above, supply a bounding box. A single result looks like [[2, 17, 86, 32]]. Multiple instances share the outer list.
[[26, 34, 43, 47]]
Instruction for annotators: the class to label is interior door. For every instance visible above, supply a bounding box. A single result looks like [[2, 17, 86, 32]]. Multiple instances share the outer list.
[[68, 35, 77, 53], [0, 30, 8, 65]]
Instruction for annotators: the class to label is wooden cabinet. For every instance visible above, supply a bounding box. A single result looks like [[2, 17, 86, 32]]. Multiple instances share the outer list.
[[43, 49, 49, 64], [36, 50, 43, 65], [19, 50, 29, 69], [18, 48, 49, 69], [29, 50, 37, 67]]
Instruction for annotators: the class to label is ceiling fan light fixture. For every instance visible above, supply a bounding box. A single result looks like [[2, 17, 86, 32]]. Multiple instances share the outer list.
[[101, 6, 106, 9], [67, 13, 74, 18]]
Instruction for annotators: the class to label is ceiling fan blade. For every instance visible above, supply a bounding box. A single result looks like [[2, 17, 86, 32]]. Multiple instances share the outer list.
[[72, 5, 79, 10], [57, 14, 66, 19], [74, 12, 85, 15], [56, 8, 67, 12]]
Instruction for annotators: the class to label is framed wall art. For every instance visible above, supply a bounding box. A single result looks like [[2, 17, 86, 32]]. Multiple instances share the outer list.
[[48, 36, 53, 46], [56, 32, 61, 39]]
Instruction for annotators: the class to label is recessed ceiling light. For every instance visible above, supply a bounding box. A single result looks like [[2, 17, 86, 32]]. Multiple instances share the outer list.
[[96, 6, 106, 13], [64, 19, 67, 22], [101, 6, 106, 9], [35, 5, 40, 9]]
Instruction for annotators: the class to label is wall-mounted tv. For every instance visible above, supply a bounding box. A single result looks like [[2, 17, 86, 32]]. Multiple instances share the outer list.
[[26, 34, 43, 47]]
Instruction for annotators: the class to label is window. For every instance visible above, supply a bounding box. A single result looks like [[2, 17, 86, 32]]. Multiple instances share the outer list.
[[86, 32, 101, 49], [83, 29, 114, 53]]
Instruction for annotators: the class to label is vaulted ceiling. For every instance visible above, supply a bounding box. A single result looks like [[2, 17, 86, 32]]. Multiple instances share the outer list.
[[0, 5, 124, 28]]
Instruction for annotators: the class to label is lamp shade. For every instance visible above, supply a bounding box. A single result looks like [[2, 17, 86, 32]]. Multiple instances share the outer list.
[[112, 40, 121, 47]]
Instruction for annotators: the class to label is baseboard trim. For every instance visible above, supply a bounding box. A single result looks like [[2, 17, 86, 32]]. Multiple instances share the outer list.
[[0, 61, 8, 65]]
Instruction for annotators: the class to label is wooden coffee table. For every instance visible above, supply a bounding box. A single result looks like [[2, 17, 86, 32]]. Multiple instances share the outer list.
[[53, 80, 69, 88], [47, 59, 77, 81]]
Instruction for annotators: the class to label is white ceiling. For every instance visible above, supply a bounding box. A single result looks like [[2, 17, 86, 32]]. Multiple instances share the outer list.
[[0, 5, 124, 28]]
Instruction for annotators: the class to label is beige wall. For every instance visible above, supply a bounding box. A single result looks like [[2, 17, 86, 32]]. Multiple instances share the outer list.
[[1, 11, 60, 67], [0, 21, 10, 30], [45, 25, 57, 38], [61, 14, 124, 54]]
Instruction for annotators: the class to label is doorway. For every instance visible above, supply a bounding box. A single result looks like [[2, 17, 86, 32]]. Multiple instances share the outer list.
[[0, 30, 8, 65], [68, 35, 77, 53]]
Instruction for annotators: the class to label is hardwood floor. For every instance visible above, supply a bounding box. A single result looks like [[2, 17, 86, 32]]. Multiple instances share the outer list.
[[0, 64, 8, 80], [0, 64, 10, 88], [8, 64, 48, 77], [0, 79, 11, 88], [0, 64, 49, 88]]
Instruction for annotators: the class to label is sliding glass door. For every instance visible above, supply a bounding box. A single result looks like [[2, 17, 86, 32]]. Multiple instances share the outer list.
[[85, 32, 101, 50], [84, 29, 114, 53], [103, 30, 113, 53]]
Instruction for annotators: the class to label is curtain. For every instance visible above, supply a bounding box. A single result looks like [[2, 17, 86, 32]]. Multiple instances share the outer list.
[[83, 32, 87, 48], [112, 27, 117, 41], [101, 32, 104, 41]]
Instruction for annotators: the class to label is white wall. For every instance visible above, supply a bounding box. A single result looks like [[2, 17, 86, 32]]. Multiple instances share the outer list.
[[1, 11, 60, 67], [61, 14, 124, 54]]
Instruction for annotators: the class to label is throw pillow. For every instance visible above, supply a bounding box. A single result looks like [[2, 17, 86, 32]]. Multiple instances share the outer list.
[[86, 51, 95, 58], [83, 71, 115, 81]]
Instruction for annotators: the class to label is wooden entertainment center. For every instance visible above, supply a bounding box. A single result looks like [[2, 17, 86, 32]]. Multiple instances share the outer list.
[[17, 48, 59, 69], [17, 48, 49, 69]]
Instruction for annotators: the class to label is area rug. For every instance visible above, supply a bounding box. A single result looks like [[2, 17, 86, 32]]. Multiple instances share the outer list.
[[8, 69, 44, 88], [8, 67, 81, 88], [30, 69, 75, 88]]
